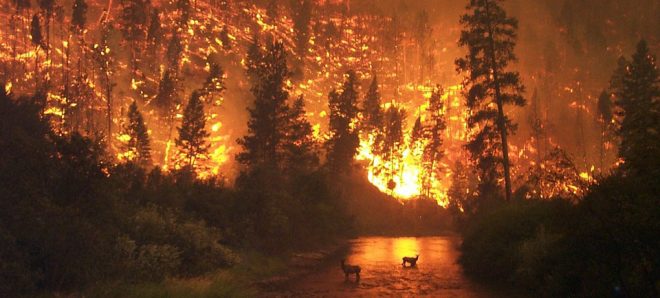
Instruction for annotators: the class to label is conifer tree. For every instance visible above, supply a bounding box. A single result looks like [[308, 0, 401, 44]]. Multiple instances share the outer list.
[[612, 40, 660, 178], [154, 70, 178, 115], [123, 101, 152, 167], [237, 39, 291, 172], [290, 0, 312, 60], [71, 0, 87, 81], [361, 75, 384, 154], [200, 61, 226, 104], [327, 70, 360, 173], [39, 0, 54, 60], [596, 90, 613, 172], [382, 105, 406, 191], [421, 87, 447, 197], [93, 21, 114, 138], [284, 95, 319, 175], [145, 8, 162, 73], [120, 0, 149, 76], [456, 0, 526, 202], [167, 33, 183, 74], [30, 14, 44, 87], [177, 91, 209, 170]]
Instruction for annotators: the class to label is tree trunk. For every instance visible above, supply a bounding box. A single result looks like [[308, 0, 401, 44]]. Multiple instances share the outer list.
[[485, 0, 512, 201]]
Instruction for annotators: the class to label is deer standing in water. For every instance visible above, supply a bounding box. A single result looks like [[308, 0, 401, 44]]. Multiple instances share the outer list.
[[340, 259, 361, 282], [402, 254, 419, 267]]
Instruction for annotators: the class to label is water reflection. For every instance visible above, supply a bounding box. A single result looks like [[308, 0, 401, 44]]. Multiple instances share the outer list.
[[273, 236, 504, 297]]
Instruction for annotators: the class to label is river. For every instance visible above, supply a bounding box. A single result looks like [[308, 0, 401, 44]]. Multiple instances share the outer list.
[[266, 236, 512, 297]]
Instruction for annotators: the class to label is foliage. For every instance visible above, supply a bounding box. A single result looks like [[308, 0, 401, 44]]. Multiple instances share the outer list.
[[237, 39, 291, 173], [122, 101, 152, 167], [611, 40, 660, 178], [456, 0, 526, 202], [327, 70, 360, 173], [176, 91, 210, 170], [0, 90, 237, 296]]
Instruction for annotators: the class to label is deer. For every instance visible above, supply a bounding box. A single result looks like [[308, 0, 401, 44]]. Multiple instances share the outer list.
[[340, 259, 361, 282], [402, 254, 419, 267]]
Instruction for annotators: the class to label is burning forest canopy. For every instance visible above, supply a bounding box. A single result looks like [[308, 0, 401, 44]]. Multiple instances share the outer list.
[[1, 0, 658, 206]]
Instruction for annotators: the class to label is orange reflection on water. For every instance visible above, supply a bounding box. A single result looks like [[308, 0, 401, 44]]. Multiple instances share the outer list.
[[347, 237, 421, 266]]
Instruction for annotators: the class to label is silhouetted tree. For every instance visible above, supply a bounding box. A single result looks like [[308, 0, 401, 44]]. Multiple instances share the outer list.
[[284, 95, 318, 175], [421, 87, 447, 197], [361, 75, 384, 154], [327, 71, 360, 173], [120, 0, 150, 76], [123, 101, 152, 167], [166, 33, 183, 74], [30, 14, 44, 87], [93, 21, 114, 138], [71, 0, 87, 85], [177, 91, 209, 170], [382, 105, 406, 191], [237, 40, 291, 173], [456, 0, 526, 202], [199, 61, 226, 105], [290, 0, 312, 60], [612, 40, 660, 178], [596, 90, 613, 172], [38, 0, 55, 90]]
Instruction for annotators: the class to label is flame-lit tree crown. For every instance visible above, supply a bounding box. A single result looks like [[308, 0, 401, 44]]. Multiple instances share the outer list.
[[456, 0, 526, 202]]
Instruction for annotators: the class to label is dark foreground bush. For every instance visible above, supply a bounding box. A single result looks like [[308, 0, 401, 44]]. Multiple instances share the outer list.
[[459, 175, 659, 297]]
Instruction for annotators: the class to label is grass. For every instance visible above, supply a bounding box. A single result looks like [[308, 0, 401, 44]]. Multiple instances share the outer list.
[[82, 251, 288, 298]]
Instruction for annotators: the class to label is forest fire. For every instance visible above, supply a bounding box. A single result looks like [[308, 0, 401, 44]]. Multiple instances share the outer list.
[[1, 0, 659, 297], [0, 0, 646, 204]]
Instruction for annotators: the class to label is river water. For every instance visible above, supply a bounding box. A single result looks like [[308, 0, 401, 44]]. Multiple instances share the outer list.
[[268, 236, 510, 297]]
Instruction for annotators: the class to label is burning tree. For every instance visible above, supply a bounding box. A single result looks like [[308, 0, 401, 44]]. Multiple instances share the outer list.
[[456, 0, 526, 202], [522, 147, 588, 202]]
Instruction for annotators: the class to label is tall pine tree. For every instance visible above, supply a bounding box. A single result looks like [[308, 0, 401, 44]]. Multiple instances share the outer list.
[[612, 40, 660, 178], [284, 95, 319, 175], [361, 75, 384, 155], [123, 101, 152, 167], [237, 39, 291, 173], [421, 87, 447, 198], [456, 0, 526, 202], [327, 70, 360, 173], [176, 91, 209, 170]]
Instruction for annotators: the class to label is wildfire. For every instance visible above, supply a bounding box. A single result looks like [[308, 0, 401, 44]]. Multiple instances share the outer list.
[[356, 85, 466, 207]]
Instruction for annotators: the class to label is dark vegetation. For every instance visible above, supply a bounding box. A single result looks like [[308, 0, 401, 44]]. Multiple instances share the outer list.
[[454, 4, 660, 294]]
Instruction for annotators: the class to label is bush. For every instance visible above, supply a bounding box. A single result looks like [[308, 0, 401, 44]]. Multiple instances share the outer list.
[[459, 174, 659, 297]]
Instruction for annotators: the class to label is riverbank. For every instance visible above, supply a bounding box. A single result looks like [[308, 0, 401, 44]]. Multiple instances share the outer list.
[[78, 240, 349, 297]]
